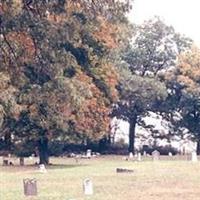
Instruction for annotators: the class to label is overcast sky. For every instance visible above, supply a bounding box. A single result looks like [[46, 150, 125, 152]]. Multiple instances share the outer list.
[[129, 0, 200, 45]]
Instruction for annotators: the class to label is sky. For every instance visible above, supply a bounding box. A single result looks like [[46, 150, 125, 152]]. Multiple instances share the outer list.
[[129, 0, 200, 45]]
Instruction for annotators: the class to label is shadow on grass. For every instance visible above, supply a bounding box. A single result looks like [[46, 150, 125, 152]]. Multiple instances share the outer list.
[[0, 163, 88, 173], [47, 163, 88, 170]]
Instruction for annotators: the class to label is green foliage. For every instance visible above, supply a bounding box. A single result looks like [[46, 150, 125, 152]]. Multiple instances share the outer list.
[[165, 47, 200, 144], [123, 17, 192, 76], [113, 65, 167, 122], [0, 0, 132, 158]]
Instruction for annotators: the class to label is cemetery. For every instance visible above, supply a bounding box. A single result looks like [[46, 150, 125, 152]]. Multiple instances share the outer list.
[[1, 154, 200, 200], [1, 1, 200, 200]]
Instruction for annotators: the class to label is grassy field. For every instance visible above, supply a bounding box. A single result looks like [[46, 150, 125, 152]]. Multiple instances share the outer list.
[[1, 156, 200, 200]]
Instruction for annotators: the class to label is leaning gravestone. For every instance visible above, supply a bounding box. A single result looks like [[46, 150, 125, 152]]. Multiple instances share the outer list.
[[152, 150, 160, 161], [23, 178, 37, 196], [191, 151, 198, 162], [83, 179, 93, 195]]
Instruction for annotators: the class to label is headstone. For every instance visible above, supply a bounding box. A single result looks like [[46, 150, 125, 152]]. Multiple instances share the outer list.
[[70, 153, 76, 158], [83, 179, 93, 195], [192, 151, 198, 162], [168, 152, 173, 157], [96, 152, 100, 156], [20, 157, 24, 166], [39, 164, 47, 173], [23, 178, 37, 196], [152, 150, 160, 161], [3, 158, 8, 166], [129, 152, 133, 159], [86, 149, 92, 159], [137, 152, 142, 161], [143, 151, 147, 156]]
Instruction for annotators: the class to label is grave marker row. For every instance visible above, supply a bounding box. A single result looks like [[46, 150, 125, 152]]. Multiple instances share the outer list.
[[23, 178, 93, 196]]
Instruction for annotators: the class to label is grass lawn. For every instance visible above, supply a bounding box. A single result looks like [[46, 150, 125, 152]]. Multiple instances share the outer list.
[[1, 156, 200, 200]]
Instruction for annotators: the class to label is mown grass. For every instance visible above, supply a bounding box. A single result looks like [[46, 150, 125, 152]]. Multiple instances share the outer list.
[[1, 156, 200, 200]]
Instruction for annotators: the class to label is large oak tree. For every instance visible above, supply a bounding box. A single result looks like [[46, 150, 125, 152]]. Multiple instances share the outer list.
[[0, 0, 132, 163]]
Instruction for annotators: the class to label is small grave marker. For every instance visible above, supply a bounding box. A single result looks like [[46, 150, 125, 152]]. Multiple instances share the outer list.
[[129, 152, 133, 159], [39, 164, 47, 173], [83, 179, 93, 195], [192, 151, 198, 162], [116, 168, 134, 173], [137, 152, 142, 161], [86, 149, 92, 159], [20, 157, 24, 166], [3, 158, 8, 166], [152, 150, 160, 161], [23, 178, 37, 196], [168, 152, 173, 157]]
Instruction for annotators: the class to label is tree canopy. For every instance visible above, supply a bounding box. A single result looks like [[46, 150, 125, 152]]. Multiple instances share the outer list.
[[113, 17, 192, 154], [123, 17, 192, 76], [164, 46, 200, 154], [0, 0, 133, 163]]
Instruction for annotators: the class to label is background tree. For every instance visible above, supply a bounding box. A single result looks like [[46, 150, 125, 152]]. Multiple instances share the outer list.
[[123, 17, 192, 76], [113, 17, 192, 154], [164, 46, 200, 154], [113, 66, 167, 153]]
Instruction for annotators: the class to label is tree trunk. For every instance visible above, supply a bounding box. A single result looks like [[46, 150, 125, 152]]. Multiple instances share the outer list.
[[38, 137, 49, 165], [196, 140, 200, 155], [4, 131, 11, 151], [128, 116, 137, 154]]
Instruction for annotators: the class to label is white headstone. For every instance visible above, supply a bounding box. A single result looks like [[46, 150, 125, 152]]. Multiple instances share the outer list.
[[143, 151, 147, 156], [129, 152, 133, 159], [39, 164, 47, 173], [83, 179, 93, 195], [137, 152, 142, 161], [86, 149, 92, 158], [168, 152, 172, 157], [192, 151, 198, 162]]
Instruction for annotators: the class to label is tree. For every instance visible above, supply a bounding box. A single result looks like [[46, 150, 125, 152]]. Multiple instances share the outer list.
[[123, 17, 192, 76], [0, 0, 132, 163], [112, 67, 167, 153], [113, 17, 192, 154], [165, 46, 200, 154]]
